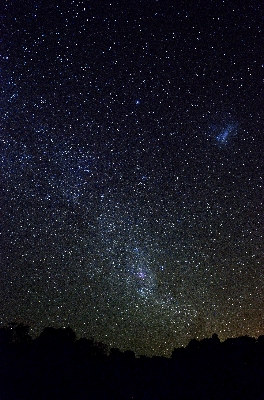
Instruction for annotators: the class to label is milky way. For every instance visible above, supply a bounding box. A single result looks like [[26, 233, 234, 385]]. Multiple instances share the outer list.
[[1, 0, 263, 356]]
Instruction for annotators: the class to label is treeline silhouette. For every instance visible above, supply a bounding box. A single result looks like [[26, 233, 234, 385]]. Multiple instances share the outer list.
[[1, 323, 264, 399]]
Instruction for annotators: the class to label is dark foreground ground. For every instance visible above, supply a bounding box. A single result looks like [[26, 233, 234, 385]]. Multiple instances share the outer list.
[[1, 325, 264, 399]]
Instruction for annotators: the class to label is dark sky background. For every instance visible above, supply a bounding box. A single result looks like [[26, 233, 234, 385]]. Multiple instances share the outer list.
[[1, 0, 263, 356]]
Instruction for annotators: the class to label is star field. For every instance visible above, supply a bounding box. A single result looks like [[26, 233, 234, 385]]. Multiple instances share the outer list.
[[1, 0, 263, 356]]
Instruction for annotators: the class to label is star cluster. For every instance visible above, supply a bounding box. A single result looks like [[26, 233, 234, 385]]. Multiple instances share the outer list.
[[1, 0, 263, 356]]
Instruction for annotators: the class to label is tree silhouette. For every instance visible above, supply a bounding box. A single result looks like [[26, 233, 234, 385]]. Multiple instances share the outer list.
[[1, 324, 264, 399], [0, 322, 32, 345]]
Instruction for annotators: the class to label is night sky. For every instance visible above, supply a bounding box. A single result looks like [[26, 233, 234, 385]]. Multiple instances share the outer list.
[[1, 0, 263, 356]]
